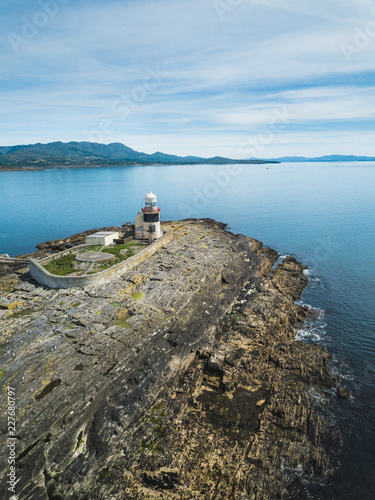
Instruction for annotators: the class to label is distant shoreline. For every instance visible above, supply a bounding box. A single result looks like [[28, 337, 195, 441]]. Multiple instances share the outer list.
[[0, 160, 279, 172], [1, 141, 373, 170]]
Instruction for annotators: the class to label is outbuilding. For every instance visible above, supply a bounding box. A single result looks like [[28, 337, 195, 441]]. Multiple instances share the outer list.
[[85, 231, 119, 246]]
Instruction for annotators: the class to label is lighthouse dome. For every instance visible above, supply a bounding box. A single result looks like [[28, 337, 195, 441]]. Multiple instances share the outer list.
[[145, 192, 157, 206], [145, 191, 156, 201]]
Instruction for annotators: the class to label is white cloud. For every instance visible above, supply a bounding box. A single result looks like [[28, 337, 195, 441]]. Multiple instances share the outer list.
[[1, 0, 375, 156]]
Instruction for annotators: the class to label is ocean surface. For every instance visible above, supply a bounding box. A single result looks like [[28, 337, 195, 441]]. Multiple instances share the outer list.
[[1, 161, 374, 498]]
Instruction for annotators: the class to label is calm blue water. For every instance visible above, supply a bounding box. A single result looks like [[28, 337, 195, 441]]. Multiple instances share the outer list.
[[1, 162, 374, 498]]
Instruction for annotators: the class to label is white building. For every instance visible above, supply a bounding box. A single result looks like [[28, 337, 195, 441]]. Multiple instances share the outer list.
[[135, 192, 162, 242], [85, 231, 119, 246]]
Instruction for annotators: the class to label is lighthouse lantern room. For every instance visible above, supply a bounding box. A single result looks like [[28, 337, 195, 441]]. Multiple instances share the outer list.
[[135, 192, 162, 243]]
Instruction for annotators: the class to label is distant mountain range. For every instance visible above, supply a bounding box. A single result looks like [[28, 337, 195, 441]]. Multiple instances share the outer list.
[[268, 155, 375, 162], [2, 142, 371, 170], [0, 141, 275, 169]]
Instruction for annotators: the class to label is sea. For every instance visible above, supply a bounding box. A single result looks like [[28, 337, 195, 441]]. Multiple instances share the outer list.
[[0, 161, 374, 499]]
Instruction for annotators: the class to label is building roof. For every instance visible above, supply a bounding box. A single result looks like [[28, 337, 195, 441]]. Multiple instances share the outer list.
[[87, 231, 118, 236]]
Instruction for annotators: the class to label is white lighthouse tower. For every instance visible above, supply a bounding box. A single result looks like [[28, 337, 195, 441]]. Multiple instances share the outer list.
[[135, 192, 162, 243]]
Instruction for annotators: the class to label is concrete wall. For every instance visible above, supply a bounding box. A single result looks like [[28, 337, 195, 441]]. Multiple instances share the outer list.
[[29, 228, 173, 289], [135, 212, 144, 229], [0, 258, 29, 265]]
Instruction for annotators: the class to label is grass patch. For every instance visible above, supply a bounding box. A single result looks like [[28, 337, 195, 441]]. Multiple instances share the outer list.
[[65, 323, 78, 329], [148, 403, 167, 438], [0, 369, 5, 380], [12, 308, 38, 318], [44, 241, 140, 277], [44, 253, 76, 276], [96, 262, 116, 272], [102, 241, 138, 261], [95, 242, 139, 272], [115, 315, 132, 328], [132, 291, 144, 301], [139, 402, 167, 454], [78, 245, 101, 253]]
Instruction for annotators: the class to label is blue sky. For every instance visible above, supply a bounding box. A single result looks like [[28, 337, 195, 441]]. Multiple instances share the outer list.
[[1, 0, 375, 157]]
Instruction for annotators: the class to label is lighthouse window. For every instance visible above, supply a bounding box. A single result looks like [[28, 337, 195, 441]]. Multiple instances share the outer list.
[[144, 213, 159, 223]]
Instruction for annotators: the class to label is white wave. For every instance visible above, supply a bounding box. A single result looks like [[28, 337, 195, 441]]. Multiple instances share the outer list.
[[303, 268, 322, 285], [296, 308, 327, 343], [296, 327, 325, 342], [295, 299, 313, 309], [308, 389, 327, 404]]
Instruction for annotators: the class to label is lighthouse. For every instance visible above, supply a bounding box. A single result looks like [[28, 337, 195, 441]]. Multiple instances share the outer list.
[[135, 192, 162, 243]]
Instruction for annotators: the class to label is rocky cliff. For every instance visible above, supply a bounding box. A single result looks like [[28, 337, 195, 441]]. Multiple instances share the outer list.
[[0, 220, 338, 499]]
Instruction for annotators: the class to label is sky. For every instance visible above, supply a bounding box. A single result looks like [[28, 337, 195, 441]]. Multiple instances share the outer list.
[[1, 0, 375, 158]]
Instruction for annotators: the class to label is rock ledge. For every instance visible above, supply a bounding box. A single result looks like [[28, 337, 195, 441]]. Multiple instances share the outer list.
[[0, 220, 338, 499]]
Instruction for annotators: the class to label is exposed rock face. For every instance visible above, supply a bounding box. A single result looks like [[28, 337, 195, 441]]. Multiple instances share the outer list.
[[0, 220, 338, 499]]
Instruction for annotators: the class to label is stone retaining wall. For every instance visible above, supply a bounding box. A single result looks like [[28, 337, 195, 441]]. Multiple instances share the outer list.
[[0, 258, 29, 265], [29, 228, 172, 289]]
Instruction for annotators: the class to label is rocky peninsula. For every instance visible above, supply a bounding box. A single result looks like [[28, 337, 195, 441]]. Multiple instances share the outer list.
[[0, 220, 339, 499]]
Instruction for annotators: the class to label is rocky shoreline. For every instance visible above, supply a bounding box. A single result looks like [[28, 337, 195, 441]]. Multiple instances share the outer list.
[[0, 220, 339, 499]]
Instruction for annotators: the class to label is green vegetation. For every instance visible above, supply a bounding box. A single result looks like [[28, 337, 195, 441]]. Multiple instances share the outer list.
[[139, 402, 167, 454], [43, 241, 140, 276], [0, 369, 5, 380], [78, 245, 100, 253], [96, 241, 139, 271], [102, 241, 138, 260], [44, 253, 77, 276], [132, 291, 144, 301], [139, 439, 158, 454], [115, 315, 132, 328], [65, 323, 78, 329], [0, 141, 275, 169], [95, 262, 114, 272], [12, 308, 38, 318], [75, 431, 84, 451], [148, 402, 167, 437], [96, 465, 121, 487], [97, 467, 110, 486]]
